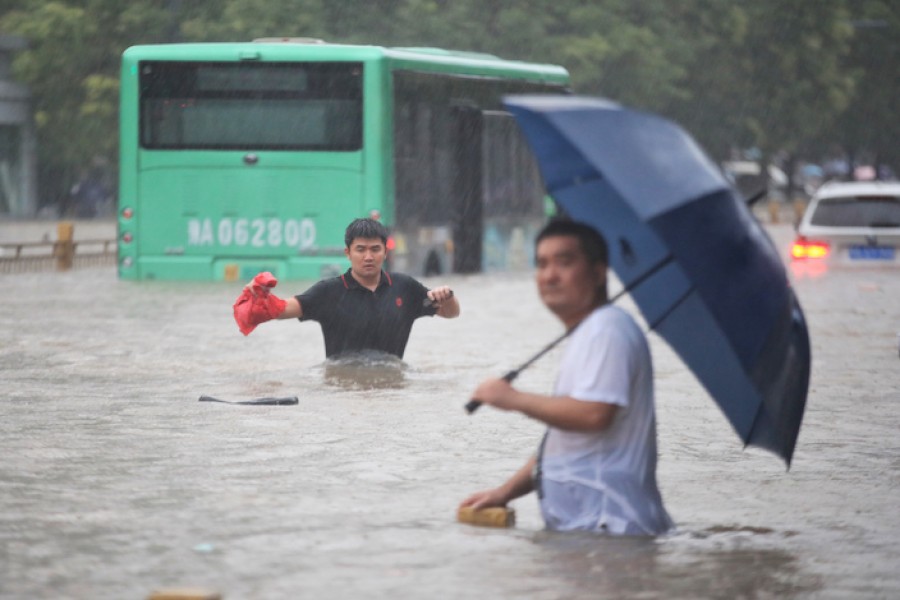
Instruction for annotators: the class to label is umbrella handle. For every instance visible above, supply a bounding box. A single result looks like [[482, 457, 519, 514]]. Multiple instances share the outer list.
[[423, 289, 453, 308], [464, 370, 518, 414]]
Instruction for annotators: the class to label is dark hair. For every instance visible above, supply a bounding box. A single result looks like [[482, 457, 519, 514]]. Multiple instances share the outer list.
[[345, 218, 388, 247], [536, 218, 608, 265]]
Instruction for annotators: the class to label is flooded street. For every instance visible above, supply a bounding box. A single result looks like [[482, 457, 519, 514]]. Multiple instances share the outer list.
[[1, 224, 898, 599]]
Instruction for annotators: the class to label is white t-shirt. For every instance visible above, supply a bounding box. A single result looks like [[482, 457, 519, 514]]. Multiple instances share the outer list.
[[539, 304, 673, 535]]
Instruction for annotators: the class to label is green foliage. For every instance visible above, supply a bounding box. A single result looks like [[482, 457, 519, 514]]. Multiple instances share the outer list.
[[1, 0, 173, 203], [736, 1, 855, 161], [658, 0, 750, 159], [178, 0, 325, 42], [832, 0, 899, 171], [1, 0, 897, 209]]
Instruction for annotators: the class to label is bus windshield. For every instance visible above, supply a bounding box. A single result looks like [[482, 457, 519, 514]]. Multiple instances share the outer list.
[[139, 61, 363, 151]]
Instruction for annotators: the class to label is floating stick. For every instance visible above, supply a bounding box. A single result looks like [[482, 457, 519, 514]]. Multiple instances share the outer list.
[[198, 395, 298, 405]]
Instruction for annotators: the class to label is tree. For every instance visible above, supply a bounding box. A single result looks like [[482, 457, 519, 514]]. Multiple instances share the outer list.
[[654, 0, 751, 161], [730, 0, 855, 188], [178, 1, 325, 42], [2, 0, 174, 209], [831, 0, 900, 178], [1, 0, 887, 214]]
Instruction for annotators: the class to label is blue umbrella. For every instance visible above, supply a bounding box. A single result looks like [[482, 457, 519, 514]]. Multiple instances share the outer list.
[[505, 95, 810, 466]]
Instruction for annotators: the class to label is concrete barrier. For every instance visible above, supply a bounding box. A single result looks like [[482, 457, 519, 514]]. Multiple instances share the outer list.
[[0, 219, 116, 273]]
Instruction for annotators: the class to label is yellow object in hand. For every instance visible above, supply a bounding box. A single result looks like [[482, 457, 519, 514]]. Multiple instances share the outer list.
[[457, 506, 516, 528]]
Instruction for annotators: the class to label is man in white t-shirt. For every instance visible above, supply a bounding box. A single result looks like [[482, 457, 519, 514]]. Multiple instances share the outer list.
[[459, 219, 673, 535]]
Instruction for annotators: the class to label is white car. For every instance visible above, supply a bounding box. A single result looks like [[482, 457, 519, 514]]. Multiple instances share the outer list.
[[792, 181, 900, 267]]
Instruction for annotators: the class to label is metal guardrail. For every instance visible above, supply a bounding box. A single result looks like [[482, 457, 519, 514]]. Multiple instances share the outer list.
[[0, 222, 116, 274]]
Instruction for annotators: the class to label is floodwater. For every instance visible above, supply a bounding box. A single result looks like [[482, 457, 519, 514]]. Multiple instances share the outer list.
[[1, 224, 898, 599]]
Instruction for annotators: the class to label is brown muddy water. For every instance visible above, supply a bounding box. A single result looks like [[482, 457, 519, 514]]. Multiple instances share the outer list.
[[0, 225, 898, 599]]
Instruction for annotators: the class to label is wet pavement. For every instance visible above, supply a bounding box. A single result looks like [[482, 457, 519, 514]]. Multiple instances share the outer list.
[[0, 224, 898, 599]]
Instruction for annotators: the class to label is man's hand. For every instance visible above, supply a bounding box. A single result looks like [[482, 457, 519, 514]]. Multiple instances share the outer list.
[[426, 286, 460, 318], [459, 487, 509, 511], [245, 271, 278, 297], [459, 455, 537, 510], [470, 378, 517, 411], [426, 285, 453, 306], [244, 281, 260, 297]]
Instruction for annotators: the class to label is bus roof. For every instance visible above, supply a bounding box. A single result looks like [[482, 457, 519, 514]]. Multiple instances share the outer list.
[[122, 41, 570, 83]]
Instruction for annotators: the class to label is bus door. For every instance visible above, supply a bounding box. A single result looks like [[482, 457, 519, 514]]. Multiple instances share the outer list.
[[480, 110, 547, 272], [449, 107, 545, 274], [450, 104, 484, 274]]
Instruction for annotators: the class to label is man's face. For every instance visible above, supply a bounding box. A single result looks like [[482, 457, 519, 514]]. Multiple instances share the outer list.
[[345, 237, 386, 279], [535, 235, 606, 320]]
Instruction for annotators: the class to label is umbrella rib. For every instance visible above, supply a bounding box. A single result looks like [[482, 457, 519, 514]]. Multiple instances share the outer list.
[[606, 253, 694, 332], [646, 284, 695, 331], [609, 254, 673, 305]]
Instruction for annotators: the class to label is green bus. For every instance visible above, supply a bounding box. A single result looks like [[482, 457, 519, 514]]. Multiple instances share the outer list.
[[117, 39, 570, 281]]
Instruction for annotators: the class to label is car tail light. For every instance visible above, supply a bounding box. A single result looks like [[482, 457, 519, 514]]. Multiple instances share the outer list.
[[791, 238, 830, 260]]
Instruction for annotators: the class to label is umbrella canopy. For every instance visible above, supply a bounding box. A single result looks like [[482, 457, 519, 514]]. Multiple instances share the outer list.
[[505, 95, 810, 466]]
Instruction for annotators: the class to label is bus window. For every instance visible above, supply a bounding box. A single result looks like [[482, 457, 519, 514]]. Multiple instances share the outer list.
[[139, 61, 363, 151]]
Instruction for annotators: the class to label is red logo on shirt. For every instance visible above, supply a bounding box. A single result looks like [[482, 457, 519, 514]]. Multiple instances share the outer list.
[[395, 297, 403, 307]]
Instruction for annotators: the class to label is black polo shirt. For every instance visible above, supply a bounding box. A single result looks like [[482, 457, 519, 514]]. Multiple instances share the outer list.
[[297, 269, 437, 359]]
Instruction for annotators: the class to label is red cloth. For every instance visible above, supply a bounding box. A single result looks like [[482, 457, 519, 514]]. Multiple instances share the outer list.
[[233, 272, 288, 336]]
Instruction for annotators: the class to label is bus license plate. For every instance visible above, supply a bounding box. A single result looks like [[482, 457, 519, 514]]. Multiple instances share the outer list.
[[849, 245, 895, 260]]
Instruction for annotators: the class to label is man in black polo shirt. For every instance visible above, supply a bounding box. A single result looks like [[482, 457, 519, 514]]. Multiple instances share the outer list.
[[253, 218, 459, 359]]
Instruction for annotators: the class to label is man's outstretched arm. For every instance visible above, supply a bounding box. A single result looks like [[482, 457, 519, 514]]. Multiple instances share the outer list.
[[471, 378, 617, 432], [276, 297, 302, 319]]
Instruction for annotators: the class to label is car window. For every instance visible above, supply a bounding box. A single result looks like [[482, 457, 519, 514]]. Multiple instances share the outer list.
[[811, 196, 900, 228]]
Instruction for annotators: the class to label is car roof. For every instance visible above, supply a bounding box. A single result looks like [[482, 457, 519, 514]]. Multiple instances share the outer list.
[[812, 181, 900, 201], [799, 180, 900, 235]]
